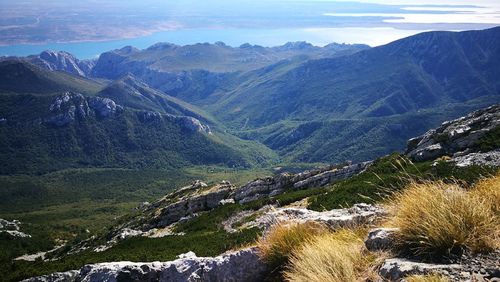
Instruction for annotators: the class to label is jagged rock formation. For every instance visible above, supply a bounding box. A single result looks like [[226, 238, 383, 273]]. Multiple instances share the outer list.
[[232, 162, 371, 204], [45, 92, 211, 133], [251, 203, 385, 230], [0, 218, 31, 238], [28, 51, 95, 77], [45, 92, 123, 126], [23, 247, 267, 282], [406, 104, 500, 162], [149, 181, 234, 228], [108, 162, 370, 237]]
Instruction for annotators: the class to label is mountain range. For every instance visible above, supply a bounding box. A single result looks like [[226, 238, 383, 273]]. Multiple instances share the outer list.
[[1, 27, 500, 173]]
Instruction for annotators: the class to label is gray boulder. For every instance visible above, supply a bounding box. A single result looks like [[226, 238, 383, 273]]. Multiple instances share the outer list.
[[379, 258, 462, 281], [451, 149, 500, 167], [365, 228, 400, 251]]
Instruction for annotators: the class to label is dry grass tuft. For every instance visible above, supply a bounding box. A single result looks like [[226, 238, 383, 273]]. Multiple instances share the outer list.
[[405, 274, 450, 282], [390, 180, 499, 257], [283, 229, 383, 282], [471, 173, 500, 215], [256, 221, 328, 268]]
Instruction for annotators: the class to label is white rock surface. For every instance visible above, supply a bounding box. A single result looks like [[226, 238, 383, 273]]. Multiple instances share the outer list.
[[24, 247, 267, 282], [253, 203, 385, 230], [365, 228, 400, 251], [379, 258, 462, 281]]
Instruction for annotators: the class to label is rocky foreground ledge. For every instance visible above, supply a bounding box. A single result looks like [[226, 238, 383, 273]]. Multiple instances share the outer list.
[[24, 204, 382, 282], [24, 248, 267, 282]]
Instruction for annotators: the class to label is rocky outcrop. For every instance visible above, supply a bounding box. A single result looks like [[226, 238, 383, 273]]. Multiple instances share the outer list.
[[232, 162, 371, 204], [88, 97, 119, 118], [406, 104, 500, 162], [451, 149, 500, 167], [28, 51, 95, 77], [24, 247, 267, 282], [45, 92, 123, 126], [23, 270, 79, 282], [148, 181, 234, 229], [253, 203, 385, 230], [0, 218, 31, 238], [165, 115, 212, 134]]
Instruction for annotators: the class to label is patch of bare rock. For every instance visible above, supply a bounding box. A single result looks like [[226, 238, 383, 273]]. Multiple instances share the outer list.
[[406, 104, 500, 166], [24, 247, 267, 282], [366, 228, 500, 281]]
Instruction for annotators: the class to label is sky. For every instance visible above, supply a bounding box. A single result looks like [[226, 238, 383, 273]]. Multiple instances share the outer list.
[[0, 0, 499, 57]]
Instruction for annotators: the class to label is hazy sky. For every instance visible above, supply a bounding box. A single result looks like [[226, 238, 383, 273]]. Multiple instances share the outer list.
[[0, 0, 500, 57]]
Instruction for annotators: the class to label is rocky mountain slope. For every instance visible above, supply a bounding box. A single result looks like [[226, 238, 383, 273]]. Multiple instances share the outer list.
[[12, 28, 500, 165], [0, 60, 274, 174], [27, 51, 95, 77], [0, 60, 102, 95], [90, 41, 368, 78], [198, 27, 500, 163], [21, 104, 500, 282]]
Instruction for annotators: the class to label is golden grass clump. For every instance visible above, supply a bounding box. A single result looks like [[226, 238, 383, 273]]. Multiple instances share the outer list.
[[391, 180, 499, 256], [256, 221, 328, 268], [405, 274, 450, 282], [471, 173, 500, 215], [283, 229, 381, 282]]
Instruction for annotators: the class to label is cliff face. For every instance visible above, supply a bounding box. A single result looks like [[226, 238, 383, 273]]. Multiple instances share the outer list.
[[28, 51, 95, 77]]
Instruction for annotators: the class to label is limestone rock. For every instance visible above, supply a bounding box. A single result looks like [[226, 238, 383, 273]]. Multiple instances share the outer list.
[[406, 104, 500, 162], [379, 258, 462, 281], [451, 149, 500, 167], [88, 97, 120, 118], [232, 162, 371, 204], [0, 218, 31, 238], [45, 92, 121, 126], [24, 247, 267, 282], [22, 270, 79, 282], [164, 114, 211, 133], [365, 228, 400, 251], [149, 181, 234, 228], [28, 50, 94, 77], [254, 203, 386, 230]]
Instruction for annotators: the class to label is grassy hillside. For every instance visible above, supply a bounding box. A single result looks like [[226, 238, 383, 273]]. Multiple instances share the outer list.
[[0, 61, 277, 175], [0, 60, 103, 95]]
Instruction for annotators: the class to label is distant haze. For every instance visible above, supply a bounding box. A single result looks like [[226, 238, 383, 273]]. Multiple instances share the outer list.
[[0, 0, 499, 58]]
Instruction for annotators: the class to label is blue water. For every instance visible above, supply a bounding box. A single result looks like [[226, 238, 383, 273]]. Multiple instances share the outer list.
[[0, 28, 326, 59]]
